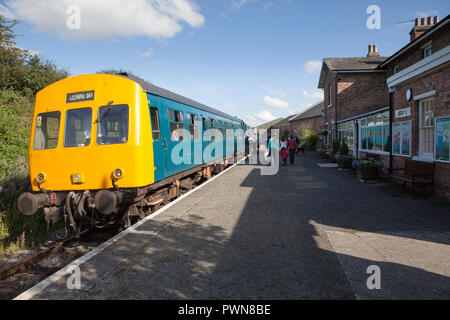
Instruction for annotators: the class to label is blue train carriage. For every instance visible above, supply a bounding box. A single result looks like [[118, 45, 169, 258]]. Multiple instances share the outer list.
[[120, 74, 247, 183]]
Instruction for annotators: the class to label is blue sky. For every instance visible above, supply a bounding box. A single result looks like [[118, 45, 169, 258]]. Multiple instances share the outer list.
[[1, 0, 449, 126]]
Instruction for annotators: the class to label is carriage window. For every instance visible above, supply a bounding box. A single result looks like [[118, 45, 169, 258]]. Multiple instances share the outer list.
[[210, 119, 216, 140], [187, 114, 199, 140], [64, 108, 92, 148], [150, 107, 161, 141], [33, 111, 61, 150], [97, 105, 129, 145], [169, 109, 186, 141], [218, 120, 224, 138]]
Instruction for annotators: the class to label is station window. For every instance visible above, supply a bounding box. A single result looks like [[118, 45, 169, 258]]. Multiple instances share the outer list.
[[359, 111, 390, 153], [97, 105, 129, 145], [64, 108, 92, 148], [33, 111, 61, 150], [168, 109, 186, 141], [150, 107, 161, 141]]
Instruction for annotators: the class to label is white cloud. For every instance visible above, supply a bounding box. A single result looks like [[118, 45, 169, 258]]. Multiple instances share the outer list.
[[232, 0, 255, 10], [287, 109, 296, 115], [414, 10, 439, 18], [223, 103, 238, 110], [256, 110, 276, 122], [261, 96, 289, 109], [302, 90, 323, 100], [0, 4, 15, 18], [303, 60, 322, 74], [3, 0, 205, 40], [139, 48, 154, 58], [261, 84, 288, 98]]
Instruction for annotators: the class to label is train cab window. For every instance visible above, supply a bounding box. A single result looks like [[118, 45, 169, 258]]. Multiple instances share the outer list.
[[33, 111, 61, 150], [97, 104, 129, 145], [150, 107, 161, 140], [64, 108, 92, 148], [168, 109, 186, 141], [209, 119, 216, 140]]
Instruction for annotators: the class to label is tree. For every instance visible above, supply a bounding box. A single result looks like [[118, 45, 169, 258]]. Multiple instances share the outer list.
[[0, 16, 68, 95]]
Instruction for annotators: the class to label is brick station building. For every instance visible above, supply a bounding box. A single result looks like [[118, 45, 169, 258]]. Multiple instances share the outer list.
[[379, 15, 450, 200], [289, 100, 325, 135], [317, 45, 390, 169], [316, 14, 450, 200]]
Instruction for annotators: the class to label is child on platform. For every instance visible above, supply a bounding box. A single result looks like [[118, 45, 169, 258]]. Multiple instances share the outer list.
[[280, 147, 288, 166]]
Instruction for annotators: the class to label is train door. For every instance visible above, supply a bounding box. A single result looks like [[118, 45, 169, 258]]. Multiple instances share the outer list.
[[202, 116, 209, 163], [149, 102, 167, 182], [166, 108, 188, 177]]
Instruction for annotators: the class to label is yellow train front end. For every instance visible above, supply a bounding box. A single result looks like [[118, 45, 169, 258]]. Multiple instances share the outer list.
[[18, 74, 155, 228]]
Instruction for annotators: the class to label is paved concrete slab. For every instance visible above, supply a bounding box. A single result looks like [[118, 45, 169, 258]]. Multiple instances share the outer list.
[[18, 152, 450, 300]]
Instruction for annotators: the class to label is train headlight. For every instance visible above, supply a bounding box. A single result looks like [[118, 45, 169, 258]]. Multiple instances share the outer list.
[[72, 173, 84, 184], [113, 169, 123, 180], [36, 172, 47, 183]]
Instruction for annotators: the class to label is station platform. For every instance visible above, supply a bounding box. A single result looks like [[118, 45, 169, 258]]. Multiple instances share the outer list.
[[16, 152, 450, 300]]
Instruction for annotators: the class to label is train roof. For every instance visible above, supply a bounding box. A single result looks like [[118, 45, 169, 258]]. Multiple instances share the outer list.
[[114, 73, 244, 124]]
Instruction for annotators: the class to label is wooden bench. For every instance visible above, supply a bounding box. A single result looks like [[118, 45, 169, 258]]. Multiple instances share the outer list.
[[388, 159, 435, 198]]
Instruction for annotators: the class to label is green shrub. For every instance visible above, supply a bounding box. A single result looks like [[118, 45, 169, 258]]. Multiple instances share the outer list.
[[332, 138, 340, 154], [296, 125, 319, 150], [0, 16, 69, 251], [340, 141, 349, 155], [0, 16, 68, 96]]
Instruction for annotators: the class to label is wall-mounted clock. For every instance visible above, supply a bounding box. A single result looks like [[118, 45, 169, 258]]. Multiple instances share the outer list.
[[406, 88, 412, 101]]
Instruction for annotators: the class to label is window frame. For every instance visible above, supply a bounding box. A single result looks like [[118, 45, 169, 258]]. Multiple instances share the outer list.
[[168, 108, 186, 142], [33, 111, 61, 150], [434, 116, 450, 163], [150, 107, 161, 141], [419, 97, 435, 158], [392, 121, 412, 157], [96, 104, 130, 146], [63, 107, 92, 148], [358, 111, 390, 155]]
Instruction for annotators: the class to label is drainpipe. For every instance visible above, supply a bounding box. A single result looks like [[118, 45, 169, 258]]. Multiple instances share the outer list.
[[335, 74, 341, 138]]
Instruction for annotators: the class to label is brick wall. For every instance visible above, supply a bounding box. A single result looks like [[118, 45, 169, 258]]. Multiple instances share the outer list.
[[290, 116, 325, 135], [322, 69, 388, 136], [385, 23, 450, 77], [390, 64, 450, 200], [336, 72, 389, 121]]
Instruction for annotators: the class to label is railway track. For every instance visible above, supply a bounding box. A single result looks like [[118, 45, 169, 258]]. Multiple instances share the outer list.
[[0, 159, 243, 300], [0, 229, 93, 281], [0, 227, 119, 300]]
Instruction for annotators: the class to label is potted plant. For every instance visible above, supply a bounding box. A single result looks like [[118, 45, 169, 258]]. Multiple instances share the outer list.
[[356, 160, 383, 181], [336, 153, 354, 169], [318, 149, 329, 160]]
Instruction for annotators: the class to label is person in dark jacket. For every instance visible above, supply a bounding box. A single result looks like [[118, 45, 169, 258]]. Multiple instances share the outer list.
[[288, 135, 296, 165]]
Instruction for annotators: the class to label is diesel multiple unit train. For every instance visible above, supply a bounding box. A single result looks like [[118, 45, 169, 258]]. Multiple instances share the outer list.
[[18, 73, 247, 230]]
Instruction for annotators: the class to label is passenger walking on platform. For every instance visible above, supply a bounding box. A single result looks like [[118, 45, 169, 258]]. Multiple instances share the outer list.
[[267, 133, 279, 165], [288, 135, 296, 165], [280, 137, 287, 150], [280, 147, 288, 166]]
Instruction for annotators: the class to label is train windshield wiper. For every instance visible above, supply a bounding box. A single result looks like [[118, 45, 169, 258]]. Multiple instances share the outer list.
[[97, 101, 114, 123]]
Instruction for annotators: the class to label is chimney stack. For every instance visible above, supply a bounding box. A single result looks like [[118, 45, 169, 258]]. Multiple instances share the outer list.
[[367, 44, 380, 57], [410, 16, 440, 41]]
